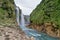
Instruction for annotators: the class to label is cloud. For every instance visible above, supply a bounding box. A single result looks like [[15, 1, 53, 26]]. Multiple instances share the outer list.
[[14, 0, 42, 15]]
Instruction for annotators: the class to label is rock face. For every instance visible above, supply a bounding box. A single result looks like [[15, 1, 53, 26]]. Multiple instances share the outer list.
[[0, 26, 34, 40], [28, 23, 60, 38]]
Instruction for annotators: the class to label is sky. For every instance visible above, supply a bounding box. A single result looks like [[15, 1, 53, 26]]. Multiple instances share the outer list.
[[14, 0, 42, 15]]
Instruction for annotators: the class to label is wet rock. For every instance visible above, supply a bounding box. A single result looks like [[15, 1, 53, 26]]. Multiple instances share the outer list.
[[31, 37, 35, 40]]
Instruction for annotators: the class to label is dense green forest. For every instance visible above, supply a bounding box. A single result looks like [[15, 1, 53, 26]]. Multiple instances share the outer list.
[[0, 0, 15, 26], [0, 0, 60, 29], [30, 0, 60, 29]]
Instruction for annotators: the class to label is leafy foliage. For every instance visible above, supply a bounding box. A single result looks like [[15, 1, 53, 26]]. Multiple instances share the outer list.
[[30, 0, 60, 29], [0, 0, 15, 18], [0, 0, 16, 25]]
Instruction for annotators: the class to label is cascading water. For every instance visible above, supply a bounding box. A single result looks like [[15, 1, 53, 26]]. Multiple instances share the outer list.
[[15, 6, 20, 26], [20, 11, 28, 30], [14, 0, 60, 40], [15, 6, 41, 37]]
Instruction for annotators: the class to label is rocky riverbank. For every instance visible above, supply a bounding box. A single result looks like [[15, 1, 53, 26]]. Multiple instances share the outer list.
[[0, 25, 35, 40], [28, 23, 60, 38]]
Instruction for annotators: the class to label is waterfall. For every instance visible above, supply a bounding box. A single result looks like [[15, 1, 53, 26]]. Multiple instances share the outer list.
[[20, 11, 28, 30], [15, 6, 41, 37], [14, 0, 60, 40], [15, 7, 20, 26], [15, 6, 28, 30]]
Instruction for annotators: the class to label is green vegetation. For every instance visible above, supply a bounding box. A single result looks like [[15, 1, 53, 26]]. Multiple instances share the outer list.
[[0, 0, 16, 26], [30, 0, 60, 29]]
